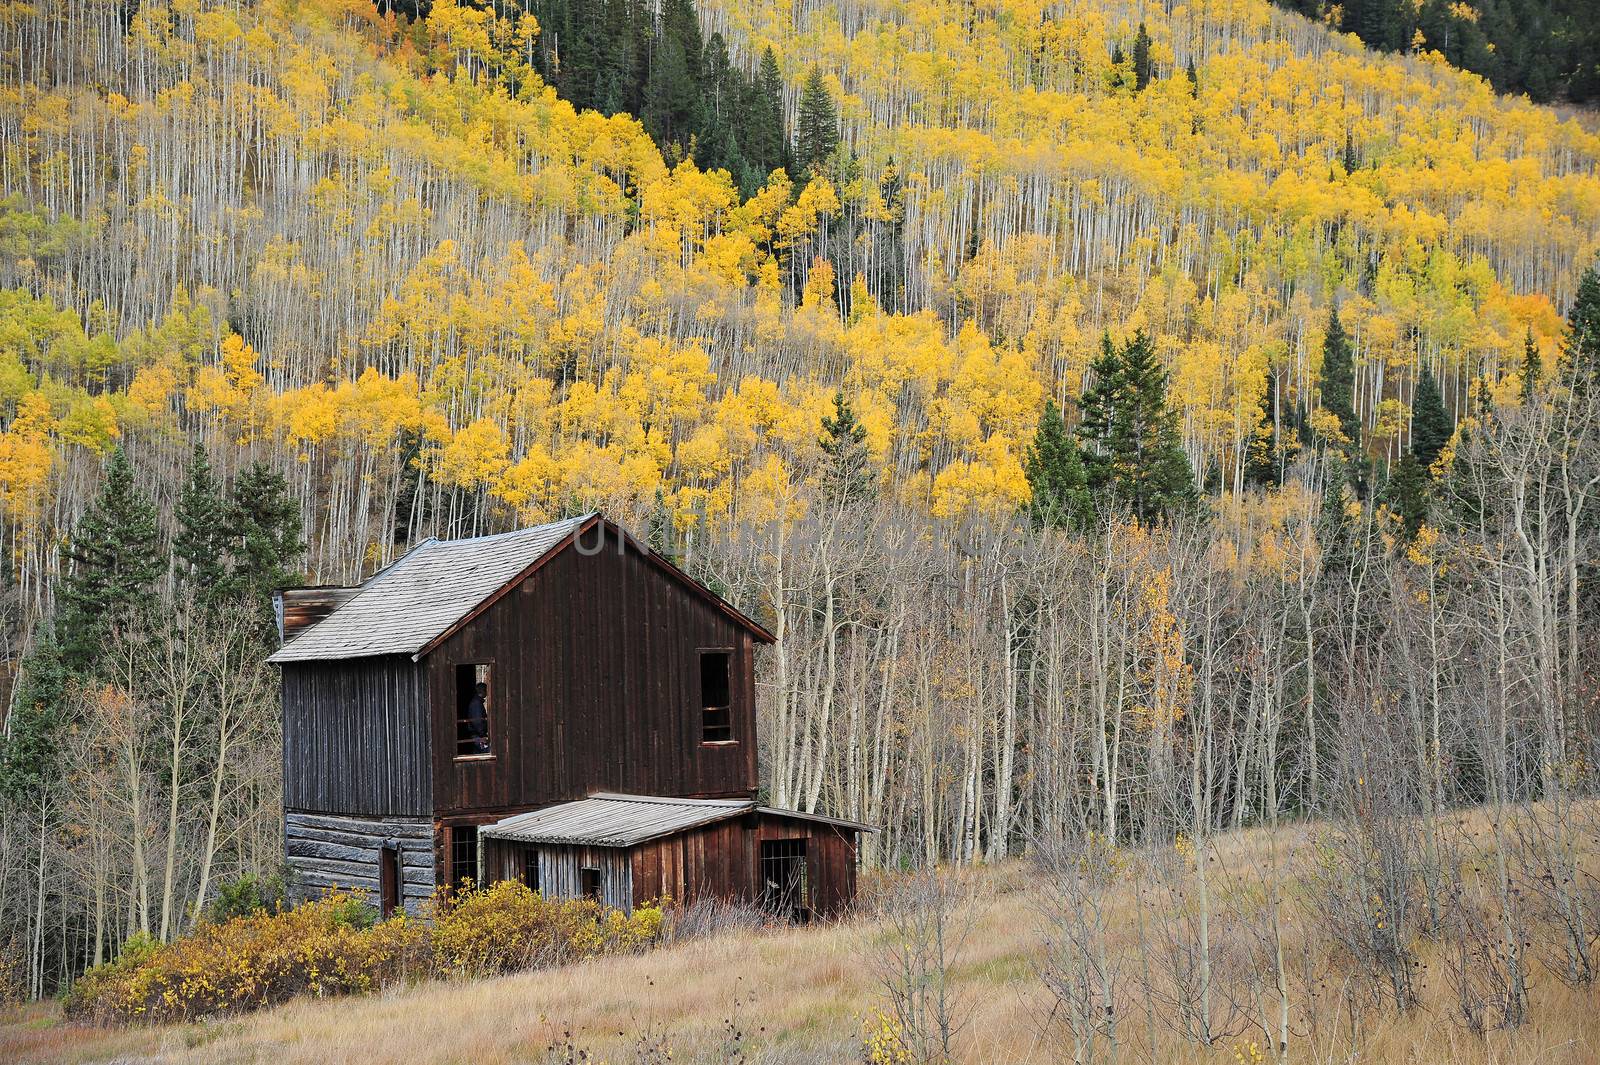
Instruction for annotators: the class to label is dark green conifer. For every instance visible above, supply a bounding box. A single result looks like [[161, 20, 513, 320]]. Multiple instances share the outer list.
[[1317, 307, 1361, 453], [1133, 23, 1153, 91], [1343, 131, 1360, 174], [1076, 331, 1199, 524], [698, 34, 742, 175], [227, 461, 305, 631], [1024, 399, 1092, 530], [1561, 264, 1600, 382], [1409, 369, 1452, 470], [741, 47, 789, 181], [794, 68, 839, 176], [57, 447, 162, 673], [641, 0, 705, 159], [0, 636, 70, 799], [819, 391, 872, 505], [173, 443, 230, 600], [1521, 329, 1543, 401]]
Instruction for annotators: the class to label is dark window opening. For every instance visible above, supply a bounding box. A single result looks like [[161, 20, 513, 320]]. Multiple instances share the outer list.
[[380, 845, 400, 918], [761, 839, 810, 923], [450, 825, 479, 888], [522, 850, 540, 894], [700, 650, 733, 743], [579, 867, 603, 903], [456, 663, 492, 756]]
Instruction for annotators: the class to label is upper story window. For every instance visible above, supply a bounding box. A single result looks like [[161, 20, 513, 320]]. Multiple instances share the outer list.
[[700, 650, 733, 743], [455, 663, 492, 757]]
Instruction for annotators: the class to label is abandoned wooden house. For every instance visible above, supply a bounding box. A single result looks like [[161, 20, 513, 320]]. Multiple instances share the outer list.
[[269, 513, 866, 920]]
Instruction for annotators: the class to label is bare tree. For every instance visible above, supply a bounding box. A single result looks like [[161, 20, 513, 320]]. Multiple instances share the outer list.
[[867, 867, 986, 1064], [1032, 832, 1124, 1065]]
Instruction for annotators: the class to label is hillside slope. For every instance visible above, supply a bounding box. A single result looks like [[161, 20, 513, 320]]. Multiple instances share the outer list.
[[9, 817, 1600, 1065], [0, 0, 1594, 584], [3, 0, 1600, 1012]]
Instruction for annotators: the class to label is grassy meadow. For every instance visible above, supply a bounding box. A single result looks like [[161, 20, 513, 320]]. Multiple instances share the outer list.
[[4, 809, 1599, 1065]]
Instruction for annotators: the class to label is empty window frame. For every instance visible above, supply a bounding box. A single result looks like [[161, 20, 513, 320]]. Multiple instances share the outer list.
[[760, 839, 809, 923], [455, 663, 492, 756], [522, 850, 540, 894], [579, 867, 604, 903], [699, 650, 733, 743], [450, 825, 479, 888]]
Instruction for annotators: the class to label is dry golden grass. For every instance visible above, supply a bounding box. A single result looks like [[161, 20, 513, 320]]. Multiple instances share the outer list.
[[6, 815, 1599, 1065]]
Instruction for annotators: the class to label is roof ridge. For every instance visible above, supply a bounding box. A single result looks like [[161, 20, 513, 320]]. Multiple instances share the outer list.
[[433, 512, 593, 547], [587, 792, 752, 807], [267, 518, 590, 663]]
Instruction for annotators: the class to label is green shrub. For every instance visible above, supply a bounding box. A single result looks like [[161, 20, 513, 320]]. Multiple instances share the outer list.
[[64, 884, 666, 1026], [203, 873, 288, 924]]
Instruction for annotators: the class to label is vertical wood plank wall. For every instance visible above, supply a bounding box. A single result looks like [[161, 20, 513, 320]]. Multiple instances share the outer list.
[[428, 535, 761, 817], [482, 839, 634, 910], [480, 816, 859, 918], [282, 656, 431, 816], [628, 814, 859, 918]]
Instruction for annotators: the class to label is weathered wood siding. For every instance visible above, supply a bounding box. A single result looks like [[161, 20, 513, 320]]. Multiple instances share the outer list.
[[628, 813, 859, 918], [285, 812, 435, 914], [276, 586, 360, 644], [282, 655, 431, 816], [481, 838, 633, 910], [428, 533, 760, 816]]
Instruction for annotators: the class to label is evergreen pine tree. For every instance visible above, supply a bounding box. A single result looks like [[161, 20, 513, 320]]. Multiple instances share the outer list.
[[173, 443, 230, 600], [1521, 329, 1543, 401], [698, 33, 739, 174], [0, 636, 70, 799], [1410, 368, 1452, 469], [1133, 23, 1154, 91], [794, 68, 839, 176], [641, 0, 705, 159], [563, 0, 604, 111], [1076, 331, 1199, 524], [228, 461, 305, 631], [742, 47, 789, 181], [1185, 58, 1198, 95], [1024, 399, 1092, 530], [1343, 131, 1361, 173], [56, 447, 163, 673], [1560, 264, 1600, 381], [819, 391, 872, 505], [1381, 370, 1451, 540], [1317, 307, 1361, 453], [1383, 454, 1429, 540], [1244, 371, 1290, 488]]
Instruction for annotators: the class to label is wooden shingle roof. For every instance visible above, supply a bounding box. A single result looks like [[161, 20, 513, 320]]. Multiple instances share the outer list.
[[268, 514, 592, 663], [269, 512, 775, 664]]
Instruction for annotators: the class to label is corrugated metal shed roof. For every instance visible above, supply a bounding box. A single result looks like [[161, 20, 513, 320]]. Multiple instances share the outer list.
[[481, 793, 755, 847], [480, 793, 875, 847], [268, 514, 593, 664]]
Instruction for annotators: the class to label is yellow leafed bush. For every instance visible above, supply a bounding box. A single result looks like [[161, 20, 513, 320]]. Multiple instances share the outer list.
[[429, 879, 663, 977], [64, 884, 666, 1026]]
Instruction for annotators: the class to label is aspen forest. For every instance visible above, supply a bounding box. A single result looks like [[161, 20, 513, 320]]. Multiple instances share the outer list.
[[0, 0, 1599, 1052]]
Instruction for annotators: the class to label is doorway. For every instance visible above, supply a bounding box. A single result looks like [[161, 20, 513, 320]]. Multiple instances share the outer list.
[[379, 845, 400, 918], [760, 839, 809, 923]]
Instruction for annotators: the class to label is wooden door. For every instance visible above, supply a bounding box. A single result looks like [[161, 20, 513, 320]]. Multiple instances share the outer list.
[[380, 845, 400, 917]]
